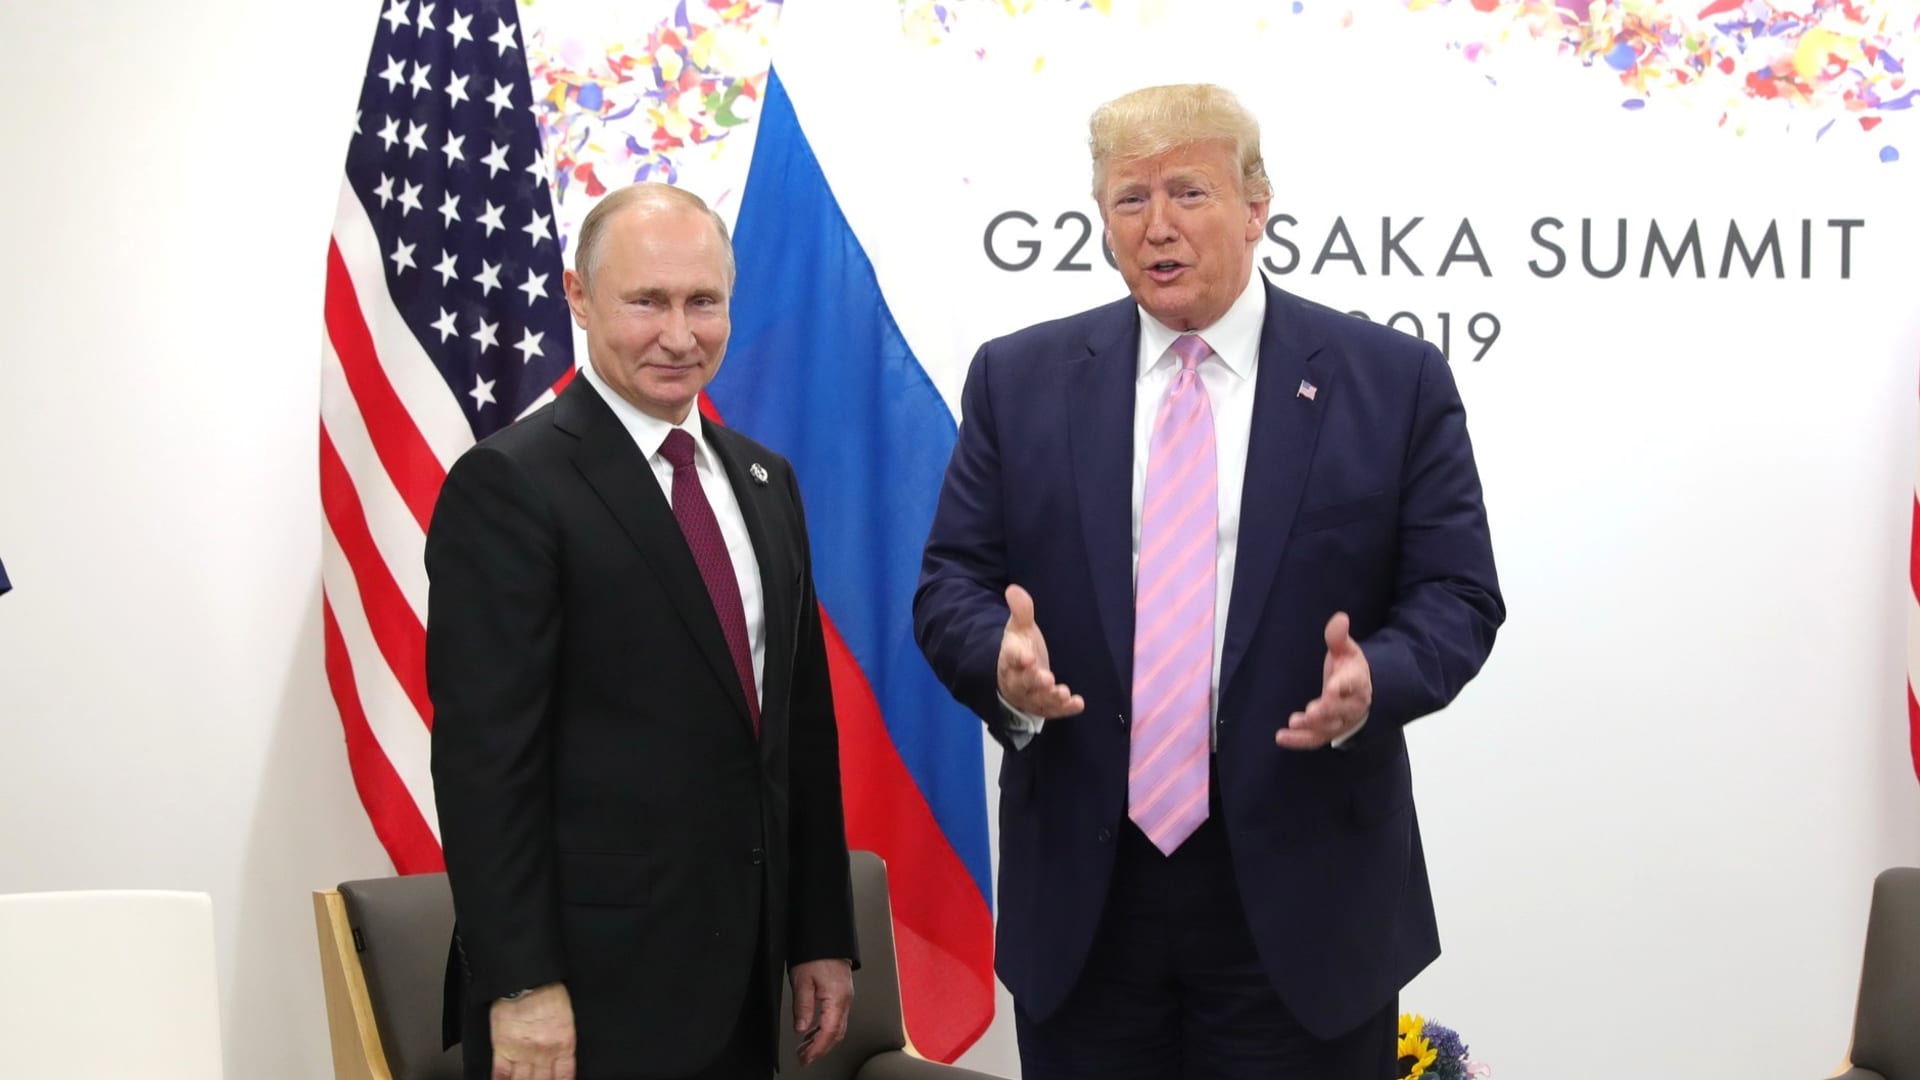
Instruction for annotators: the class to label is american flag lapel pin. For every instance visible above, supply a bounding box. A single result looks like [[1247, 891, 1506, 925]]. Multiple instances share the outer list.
[[749, 462, 769, 486], [1297, 379, 1317, 401]]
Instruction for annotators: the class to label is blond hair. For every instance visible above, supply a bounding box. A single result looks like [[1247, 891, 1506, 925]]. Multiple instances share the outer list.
[[573, 182, 736, 290], [1088, 83, 1272, 203]]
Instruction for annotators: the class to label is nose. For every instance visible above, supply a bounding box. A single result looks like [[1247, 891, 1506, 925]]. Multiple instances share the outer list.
[[660, 305, 696, 352], [1144, 194, 1177, 244]]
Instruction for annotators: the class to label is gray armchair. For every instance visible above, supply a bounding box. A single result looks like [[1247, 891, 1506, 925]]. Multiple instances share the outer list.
[[1824, 867, 1920, 1080], [314, 850, 1007, 1080]]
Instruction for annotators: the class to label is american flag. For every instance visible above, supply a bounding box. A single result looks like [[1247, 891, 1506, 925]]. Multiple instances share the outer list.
[[322, 0, 574, 873]]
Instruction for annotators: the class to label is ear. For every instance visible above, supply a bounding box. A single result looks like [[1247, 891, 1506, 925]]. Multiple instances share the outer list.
[[1244, 196, 1270, 244], [562, 269, 590, 328]]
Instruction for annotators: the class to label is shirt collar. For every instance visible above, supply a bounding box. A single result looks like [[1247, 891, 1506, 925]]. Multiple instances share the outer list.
[[1136, 270, 1267, 381], [578, 362, 713, 466]]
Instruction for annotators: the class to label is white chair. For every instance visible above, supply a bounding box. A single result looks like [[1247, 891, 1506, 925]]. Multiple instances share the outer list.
[[0, 889, 223, 1078]]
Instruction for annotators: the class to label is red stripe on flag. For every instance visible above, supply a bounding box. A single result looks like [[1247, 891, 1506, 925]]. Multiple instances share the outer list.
[[320, 425, 434, 727], [324, 240, 448, 531], [323, 596, 443, 874], [1908, 684, 1920, 788], [1910, 495, 1920, 599], [822, 612, 995, 1062]]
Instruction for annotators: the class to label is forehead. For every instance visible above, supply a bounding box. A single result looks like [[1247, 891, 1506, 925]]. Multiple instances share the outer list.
[[1104, 140, 1240, 189], [595, 204, 729, 285]]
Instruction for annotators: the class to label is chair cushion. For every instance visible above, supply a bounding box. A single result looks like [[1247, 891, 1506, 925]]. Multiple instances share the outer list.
[[1852, 867, 1920, 1080], [338, 872, 465, 1080]]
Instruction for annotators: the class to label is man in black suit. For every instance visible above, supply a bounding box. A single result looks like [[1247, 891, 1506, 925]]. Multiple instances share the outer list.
[[427, 182, 857, 1080]]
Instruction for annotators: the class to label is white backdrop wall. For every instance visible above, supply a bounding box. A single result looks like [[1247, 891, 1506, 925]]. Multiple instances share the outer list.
[[2, 3, 1918, 1079]]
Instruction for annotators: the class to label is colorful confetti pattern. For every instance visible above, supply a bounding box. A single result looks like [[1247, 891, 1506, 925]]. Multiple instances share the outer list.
[[1400, 0, 1913, 162], [526, 0, 783, 238], [905, 0, 1911, 161]]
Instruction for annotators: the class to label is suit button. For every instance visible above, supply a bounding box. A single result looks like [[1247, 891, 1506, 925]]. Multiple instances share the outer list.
[[1097, 828, 1113, 844], [750, 848, 765, 865]]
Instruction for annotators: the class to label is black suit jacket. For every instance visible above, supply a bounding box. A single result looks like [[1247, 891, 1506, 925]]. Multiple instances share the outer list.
[[427, 376, 857, 1076], [914, 279, 1503, 1039]]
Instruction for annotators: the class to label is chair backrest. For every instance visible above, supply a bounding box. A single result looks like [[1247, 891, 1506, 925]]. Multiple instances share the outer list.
[[1851, 866, 1920, 1080], [314, 873, 463, 1080], [778, 850, 909, 1077], [0, 889, 223, 1079]]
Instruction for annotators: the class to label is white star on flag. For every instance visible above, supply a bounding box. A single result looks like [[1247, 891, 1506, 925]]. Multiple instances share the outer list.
[[473, 260, 502, 295], [488, 17, 519, 56], [523, 209, 552, 247], [514, 328, 545, 364], [481, 141, 510, 178], [470, 318, 500, 352], [518, 270, 549, 304]]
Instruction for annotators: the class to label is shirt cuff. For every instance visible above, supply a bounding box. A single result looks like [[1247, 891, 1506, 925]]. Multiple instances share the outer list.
[[998, 693, 1044, 750], [1330, 711, 1369, 749]]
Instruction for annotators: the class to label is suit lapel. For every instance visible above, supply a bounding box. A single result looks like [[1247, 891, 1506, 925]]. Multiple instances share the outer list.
[[1067, 301, 1143, 696], [557, 379, 755, 731], [707, 425, 793, 752], [1219, 281, 1333, 700]]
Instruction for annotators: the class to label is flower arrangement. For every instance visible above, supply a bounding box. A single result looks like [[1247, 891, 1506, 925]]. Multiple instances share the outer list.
[[1398, 1014, 1489, 1080]]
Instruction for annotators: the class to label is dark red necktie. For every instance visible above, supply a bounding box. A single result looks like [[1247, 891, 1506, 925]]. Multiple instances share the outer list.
[[660, 429, 759, 734]]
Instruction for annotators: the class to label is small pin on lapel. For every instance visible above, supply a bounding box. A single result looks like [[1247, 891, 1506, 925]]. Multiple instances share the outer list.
[[1297, 379, 1318, 401], [749, 463, 769, 485]]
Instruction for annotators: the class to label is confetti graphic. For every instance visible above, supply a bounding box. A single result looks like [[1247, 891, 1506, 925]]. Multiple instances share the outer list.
[[525, 0, 784, 241], [1398, 0, 1914, 161]]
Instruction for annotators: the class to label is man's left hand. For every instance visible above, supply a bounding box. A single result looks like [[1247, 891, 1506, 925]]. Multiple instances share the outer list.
[[1276, 612, 1372, 750], [790, 958, 854, 1066]]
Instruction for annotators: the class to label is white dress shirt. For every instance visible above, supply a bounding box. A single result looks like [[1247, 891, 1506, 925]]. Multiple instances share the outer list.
[[580, 364, 764, 703]]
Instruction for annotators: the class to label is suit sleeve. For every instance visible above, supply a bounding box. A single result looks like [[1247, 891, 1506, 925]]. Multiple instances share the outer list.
[[912, 344, 1024, 744], [1363, 344, 1506, 727], [425, 444, 567, 1001], [782, 463, 859, 968]]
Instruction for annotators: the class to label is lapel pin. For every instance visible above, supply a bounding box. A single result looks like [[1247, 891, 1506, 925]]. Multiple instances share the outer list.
[[1297, 379, 1318, 401], [749, 462, 769, 486]]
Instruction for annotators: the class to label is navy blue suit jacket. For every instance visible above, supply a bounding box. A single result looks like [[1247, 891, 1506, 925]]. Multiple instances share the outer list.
[[913, 277, 1504, 1039]]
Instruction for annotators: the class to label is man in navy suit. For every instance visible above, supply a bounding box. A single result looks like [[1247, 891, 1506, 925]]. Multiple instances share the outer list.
[[913, 83, 1503, 1079]]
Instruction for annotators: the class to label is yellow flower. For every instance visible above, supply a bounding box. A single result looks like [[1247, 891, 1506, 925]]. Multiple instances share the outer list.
[[1397, 1014, 1439, 1080]]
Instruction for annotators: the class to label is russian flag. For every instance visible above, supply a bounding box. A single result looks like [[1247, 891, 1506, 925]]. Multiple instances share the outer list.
[[704, 61, 995, 1064]]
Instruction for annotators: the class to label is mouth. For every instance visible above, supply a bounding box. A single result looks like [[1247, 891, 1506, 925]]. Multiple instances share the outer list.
[[1144, 260, 1187, 283]]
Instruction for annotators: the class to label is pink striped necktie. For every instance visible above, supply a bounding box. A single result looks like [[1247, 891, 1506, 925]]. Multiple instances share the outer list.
[[1129, 332, 1217, 856]]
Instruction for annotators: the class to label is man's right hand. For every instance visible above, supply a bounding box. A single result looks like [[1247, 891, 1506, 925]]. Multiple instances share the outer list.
[[489, 982, 576, 1080], [997, 584, 1085, 719]]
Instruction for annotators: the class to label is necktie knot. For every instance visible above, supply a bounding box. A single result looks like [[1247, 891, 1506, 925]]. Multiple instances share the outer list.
[[1169, 333, 1211, 374], [660, 428, 697, 471]]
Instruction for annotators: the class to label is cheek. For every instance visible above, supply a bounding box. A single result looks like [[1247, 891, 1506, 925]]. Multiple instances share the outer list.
[[605, 315, 654, 350]]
